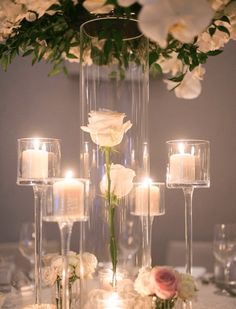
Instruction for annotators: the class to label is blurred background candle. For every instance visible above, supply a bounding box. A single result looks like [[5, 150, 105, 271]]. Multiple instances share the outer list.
[[51, 170, 85, 222], [102, 292, 123, 309], [169, 142, 195, 183], [134, 178, 160, 216], [22, 139, 48, 179]]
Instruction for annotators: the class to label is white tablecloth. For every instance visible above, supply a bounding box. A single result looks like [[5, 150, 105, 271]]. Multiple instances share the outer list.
[[193, 283, 236, 309], [2, 283, 236, 309]]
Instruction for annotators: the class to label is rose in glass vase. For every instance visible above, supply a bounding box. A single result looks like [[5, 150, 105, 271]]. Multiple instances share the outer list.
[[43, 251, 97, 309], [81, 109, 135, 286]]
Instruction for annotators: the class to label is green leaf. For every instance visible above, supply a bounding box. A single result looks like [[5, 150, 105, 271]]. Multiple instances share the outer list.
[[198, 53, 208, 64], [150, 63, 162, 78], [23, 49, 34, 57], [48, 64, 62, 77], [207, 49, 223, 56], [169, 73, 185, 83], [220, 15, 230, 24], [209, 27, 216, 36], [66, 53, 78, 59], [103, 39, 112, 59], [48, 4, 61, 11], [62, 65, 68, 76], [149, 51, 159, 65], [0, 54, 9, 71], [217, 25, 230, 36]]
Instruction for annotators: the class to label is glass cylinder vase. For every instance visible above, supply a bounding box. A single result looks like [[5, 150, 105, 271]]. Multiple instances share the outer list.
[[79, 17, 149, 283]]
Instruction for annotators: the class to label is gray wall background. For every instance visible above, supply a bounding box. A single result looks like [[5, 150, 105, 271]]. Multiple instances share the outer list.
[[0, 41, 236, 265]]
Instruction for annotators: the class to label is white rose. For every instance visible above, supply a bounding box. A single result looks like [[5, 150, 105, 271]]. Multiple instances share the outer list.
[[133, 295, 153, 309], [25, 11, 37, 22], [225, 2, 236, 40], [75, 252, 98, 279], [134, 267, 152, 296], [197, 20, 231, 52], [83, 0, 114, 14], [0, 0, 25, 41], [100, 164, 135, 199], [165, 66, 205, 100], [81, 109, 132, 147], [209, 0, 230, 11], [16, 0, 58, 18], [51, 255, 76, 278], [157, 52, 183, 76], [42, 266, 57, 286], [178, 274, 197, 301]]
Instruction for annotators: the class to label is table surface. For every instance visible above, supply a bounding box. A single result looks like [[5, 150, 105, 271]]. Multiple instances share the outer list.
[[1, 283, 235, 309]]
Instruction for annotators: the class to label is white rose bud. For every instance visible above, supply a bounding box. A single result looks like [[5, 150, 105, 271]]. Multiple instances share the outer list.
[[178, 273, 197, 301], [25, 11, 37, 22], [43, 266, 57, 286], [81, 109, 132, 147], [134, 267, 152, 297], [75, 252, 98, 279], [100, 164, 135, 198]]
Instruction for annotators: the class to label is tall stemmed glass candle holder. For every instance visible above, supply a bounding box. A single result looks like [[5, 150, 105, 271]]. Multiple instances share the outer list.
[[132, 179, 165, 267], [43, 172, 89, 309], [17, 138, 61, 306], [79, 17, 149, 287], [166, 140, 210, 274]]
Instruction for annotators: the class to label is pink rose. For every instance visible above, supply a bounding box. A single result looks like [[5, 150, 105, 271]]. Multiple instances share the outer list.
[[150, 266, 179, 300]]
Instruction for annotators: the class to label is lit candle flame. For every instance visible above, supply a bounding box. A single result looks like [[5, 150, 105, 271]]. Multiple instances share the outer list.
[[33, 138, 40, 150], [178, 142, 185, 154], [142, 177, 153, 186], [103, 293, 123, 309], [191, 146, 195, 155], [65, 170, 73, 179], [42, 143, 46, 151]]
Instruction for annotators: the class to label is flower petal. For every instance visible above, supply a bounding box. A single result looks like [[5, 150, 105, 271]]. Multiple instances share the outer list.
[[139, 0, 213, 47], [139, 2, 172, 48]]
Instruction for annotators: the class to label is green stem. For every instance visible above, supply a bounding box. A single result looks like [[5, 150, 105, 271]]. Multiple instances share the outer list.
[[104, 147, 117, 288]]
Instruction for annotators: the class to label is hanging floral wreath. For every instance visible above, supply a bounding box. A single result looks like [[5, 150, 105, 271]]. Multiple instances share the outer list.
[[0, 0, 235, 99]]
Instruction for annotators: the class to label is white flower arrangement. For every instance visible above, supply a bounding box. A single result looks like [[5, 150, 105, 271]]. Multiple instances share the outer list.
[[43, 251, 98, 287], [134, 266, 197, 309], [0, 1, 235, 99]]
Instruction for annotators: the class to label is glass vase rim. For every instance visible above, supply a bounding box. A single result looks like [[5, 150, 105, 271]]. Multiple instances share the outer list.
[[133, 181, 165, 186], [166, 139, 210, 145], [47, 177, 90, 183], [18, 137, 61, 142], [80, 16, 143, 41], [214, 223, 236, 228]]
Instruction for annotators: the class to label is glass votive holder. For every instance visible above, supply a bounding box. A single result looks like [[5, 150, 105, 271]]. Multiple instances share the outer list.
[[166, 139, 210, 188], [17, 138, 61, 185], [98, 268, 128, 287], [42, 174, 89, 223], [131, 179, 165, 216]]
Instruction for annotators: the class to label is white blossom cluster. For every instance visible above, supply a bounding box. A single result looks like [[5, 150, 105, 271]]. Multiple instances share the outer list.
[[0, 0, 58, 42], [43, 251, 98, 286], [1, 0, 236, 99], [116, 0, 235, 99]]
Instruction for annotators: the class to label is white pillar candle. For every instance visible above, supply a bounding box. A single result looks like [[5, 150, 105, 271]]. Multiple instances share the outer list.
[[134, 179, 160, 216], [22, 140, 48, 179], [169, 143, 195, 183], [53, 171, 85, 221]]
